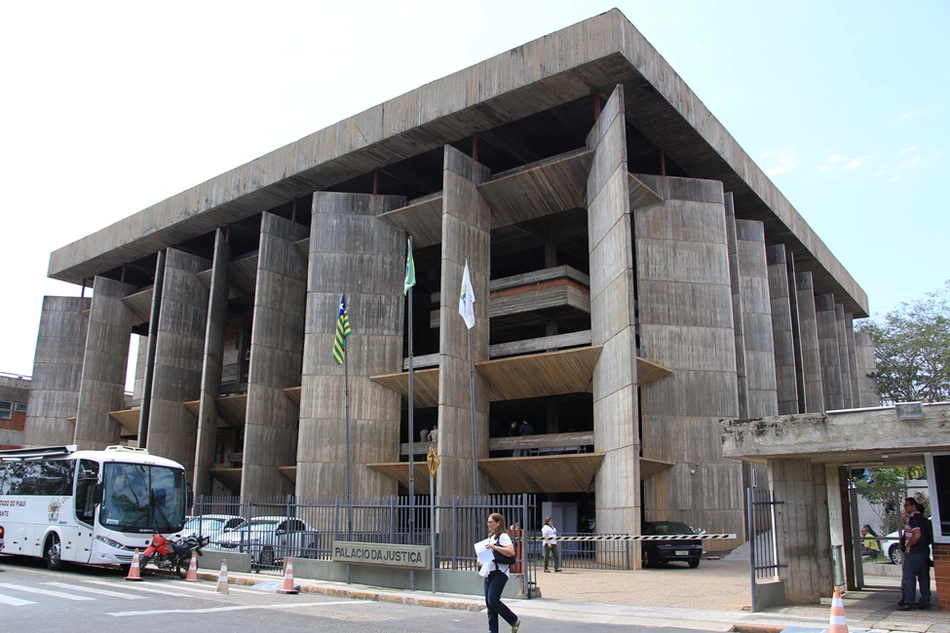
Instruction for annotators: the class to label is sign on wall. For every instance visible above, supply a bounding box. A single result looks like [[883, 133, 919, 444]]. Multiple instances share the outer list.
[[332, 540, 430, 569]]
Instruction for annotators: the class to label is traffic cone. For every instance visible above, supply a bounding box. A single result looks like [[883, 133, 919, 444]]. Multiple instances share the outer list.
[[125, 549, 143, 581], [828, 585, 849, 633], [216, 558, 229, 594], [185, 551, 198, 582], [277, 557, 299, 594]]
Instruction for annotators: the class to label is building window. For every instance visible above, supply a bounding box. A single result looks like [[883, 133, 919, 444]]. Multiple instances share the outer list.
[[14, 402, 26, 413], [0, 401, 12, 420]]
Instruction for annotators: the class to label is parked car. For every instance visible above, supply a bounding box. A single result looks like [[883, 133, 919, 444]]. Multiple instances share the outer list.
[[183, 514, 246, 544], [213, 516, 319, 566], [641, 521, 703, 568], [884, 530, 903, 566]]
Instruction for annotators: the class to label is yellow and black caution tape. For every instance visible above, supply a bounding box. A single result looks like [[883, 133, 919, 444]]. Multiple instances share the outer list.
[[526, 533, 737, 542]]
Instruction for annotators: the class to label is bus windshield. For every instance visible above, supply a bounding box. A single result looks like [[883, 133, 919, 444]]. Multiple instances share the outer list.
[[100, 463, 186, 533]]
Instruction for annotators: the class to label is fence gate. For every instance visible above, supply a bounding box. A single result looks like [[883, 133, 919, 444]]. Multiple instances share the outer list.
[[748, 488, 785, 612]]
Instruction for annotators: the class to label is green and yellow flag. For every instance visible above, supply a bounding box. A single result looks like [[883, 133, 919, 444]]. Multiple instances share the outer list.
[[332, 294, 351, 365]]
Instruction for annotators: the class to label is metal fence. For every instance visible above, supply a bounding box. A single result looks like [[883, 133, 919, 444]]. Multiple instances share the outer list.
[[193, 494, 537, 576], [748, 487, 785, 612]]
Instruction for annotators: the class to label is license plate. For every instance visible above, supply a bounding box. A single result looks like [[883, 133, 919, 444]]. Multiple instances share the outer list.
[[675, 550, 689, 556]]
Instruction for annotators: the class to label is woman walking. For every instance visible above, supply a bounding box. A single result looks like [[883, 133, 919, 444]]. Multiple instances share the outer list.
[[541, 516, 562, 572], [479, 513, 521, 633]]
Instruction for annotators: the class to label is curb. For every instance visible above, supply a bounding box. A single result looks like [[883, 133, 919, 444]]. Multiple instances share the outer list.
[[194, 571, 485, 612]]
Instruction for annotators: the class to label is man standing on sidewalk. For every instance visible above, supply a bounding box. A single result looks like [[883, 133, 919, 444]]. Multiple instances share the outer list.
[[897, 497, 931, 610]]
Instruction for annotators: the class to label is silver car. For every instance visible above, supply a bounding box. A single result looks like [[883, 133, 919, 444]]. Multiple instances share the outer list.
[[213, 515, 318, 566]]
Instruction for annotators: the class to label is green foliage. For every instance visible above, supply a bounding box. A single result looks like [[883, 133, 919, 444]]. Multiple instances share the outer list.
[[857, 280, 950, 405], [851, 466, 927, 534]]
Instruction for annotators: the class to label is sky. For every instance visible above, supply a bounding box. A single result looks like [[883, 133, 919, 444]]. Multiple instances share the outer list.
[[1, 0, 947, 380]]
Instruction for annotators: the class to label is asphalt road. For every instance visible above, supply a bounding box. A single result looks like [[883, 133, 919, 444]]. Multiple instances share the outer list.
[[0, 554, 721, 633]]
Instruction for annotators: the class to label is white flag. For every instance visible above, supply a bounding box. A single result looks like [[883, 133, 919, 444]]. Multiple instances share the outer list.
[[459, 259, 475, 329]]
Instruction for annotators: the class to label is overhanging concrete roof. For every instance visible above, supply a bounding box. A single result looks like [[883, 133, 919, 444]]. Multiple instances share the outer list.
[[48, 8, 867, 316], [721, 403, 950, 466]]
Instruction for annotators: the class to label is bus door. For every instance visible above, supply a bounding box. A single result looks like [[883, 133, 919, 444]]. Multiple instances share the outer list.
[[67, 459, 99, 563]]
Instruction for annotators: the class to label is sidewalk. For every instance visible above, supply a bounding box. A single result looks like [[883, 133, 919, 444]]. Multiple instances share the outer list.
[[197, 549, 948, 633]]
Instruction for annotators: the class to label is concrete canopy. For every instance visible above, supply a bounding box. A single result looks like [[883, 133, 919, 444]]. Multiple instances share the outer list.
[[721, 402, 950, 466]]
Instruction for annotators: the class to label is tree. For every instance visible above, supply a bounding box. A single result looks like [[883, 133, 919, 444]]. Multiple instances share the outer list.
[[850, 466, 926, 534], [857, 280, 950, 405]]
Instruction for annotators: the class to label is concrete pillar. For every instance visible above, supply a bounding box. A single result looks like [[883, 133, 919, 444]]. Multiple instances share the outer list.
[[768, 458, 832, 604], [816, 294, 844, 410], [835, 305, 854, 408], [74, 276, 135, 449], [585, 85, 640, 538], [193, 229, 230, 497], [767, 245, 800, 414], [299, 192, 406, 500], [634, 171, 742, 537], [436, 145, 491, 500], [795, 273, 824, 412], [241, 213, 309, 499], [735, 219, 778, 418], [853, 331, 880, 407], [845, 314, 860, 407], [24, 296, 91, 446], [145, 248, 209, 473], [724, 195, 748, 420]]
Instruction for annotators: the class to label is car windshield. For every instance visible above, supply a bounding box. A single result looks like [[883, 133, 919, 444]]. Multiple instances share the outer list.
[[231, 520, 280, 533], [647, 521, 694, 534], [185, 518, 225, 532]]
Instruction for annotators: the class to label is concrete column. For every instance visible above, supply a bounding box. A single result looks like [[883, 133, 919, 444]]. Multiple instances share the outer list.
[[299, 192, 406, 500], [816, 294, 844, 410], [74, 276, 136, 449], [795, 273, 824, 412], [23, 296, 91, 446], [241, 213, 309, 499], [724, 195, 748, 420], [436, 145, 491, 500], [769, 458, 831, 604], [634, 172, 742, 538], [845, 314, 860, 407], [193, 229, 230, 497], [145, 248, 209, 473], [735, 219, 778, 418], [767, 245, 800, 414], [585, 85, 640, 538], [835, 305, 854, 408], [853, 331, 880, 407]]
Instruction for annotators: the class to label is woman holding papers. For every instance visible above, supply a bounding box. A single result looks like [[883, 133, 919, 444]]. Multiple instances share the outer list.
[[478, 513, 521, 633]]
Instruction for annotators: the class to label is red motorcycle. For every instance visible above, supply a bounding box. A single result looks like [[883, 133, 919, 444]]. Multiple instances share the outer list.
[[141, 533, 210, 578]]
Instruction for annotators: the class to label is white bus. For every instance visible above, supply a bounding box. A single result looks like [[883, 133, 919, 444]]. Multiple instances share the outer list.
[[0, 445, 188, 570]]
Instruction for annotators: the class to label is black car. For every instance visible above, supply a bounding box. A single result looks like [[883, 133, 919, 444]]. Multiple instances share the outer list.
[[641, 521, 703, 568]]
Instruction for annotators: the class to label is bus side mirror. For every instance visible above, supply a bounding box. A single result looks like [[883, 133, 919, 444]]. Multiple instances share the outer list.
[[92, 483, 103, 505]]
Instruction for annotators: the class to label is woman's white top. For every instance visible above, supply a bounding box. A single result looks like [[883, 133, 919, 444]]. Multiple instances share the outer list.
[[479, 532, 514, 578], [542, 523, 558, 546]]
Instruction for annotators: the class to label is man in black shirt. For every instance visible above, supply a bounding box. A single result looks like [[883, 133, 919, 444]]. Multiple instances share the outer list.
[[897, 497, 932, 610]]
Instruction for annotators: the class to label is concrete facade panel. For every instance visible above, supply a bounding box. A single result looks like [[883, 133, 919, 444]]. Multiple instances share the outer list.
[[636, 279, 735, 328], [796, 273, 824, 412]]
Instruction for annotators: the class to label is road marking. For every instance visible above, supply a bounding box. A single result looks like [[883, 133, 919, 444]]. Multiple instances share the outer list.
[[82, 579, 220, 599], [46, 582, 145, 599], [0, 582, 94, 601], [134, 579, 259, 595], [0, 593, 37, 606], [108, 600, 371, 617]]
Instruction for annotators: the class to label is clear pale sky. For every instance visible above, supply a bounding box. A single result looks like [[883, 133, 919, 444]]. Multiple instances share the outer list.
[[2, 1, 947, 379]]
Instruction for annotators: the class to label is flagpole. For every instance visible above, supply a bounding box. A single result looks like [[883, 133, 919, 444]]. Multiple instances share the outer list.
[[468, 324, 478, 497], [406, 237, 416, 591], [407, 237, 416, 502], [344, 320, 352, 542]]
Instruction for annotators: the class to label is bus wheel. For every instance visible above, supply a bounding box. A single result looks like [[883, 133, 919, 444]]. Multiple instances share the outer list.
[[45, 534, 65, 571]]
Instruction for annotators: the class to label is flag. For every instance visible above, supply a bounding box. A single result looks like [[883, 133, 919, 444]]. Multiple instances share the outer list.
[[404, 238, 416, 295], [459, 259, 475, 329], [332, 294, 351, 365]]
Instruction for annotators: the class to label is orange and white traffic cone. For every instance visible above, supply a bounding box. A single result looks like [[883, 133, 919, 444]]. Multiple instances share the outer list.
[[125, 548, 143, 581], [216, 558, 229, 594], [277, 557, 299, 594], [828, 585, 849, 633], [185, 550, 199, 582]]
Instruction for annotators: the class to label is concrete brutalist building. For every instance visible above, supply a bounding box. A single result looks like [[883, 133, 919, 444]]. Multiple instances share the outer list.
[[25, 9, 878, 546]]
